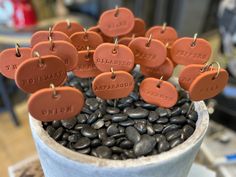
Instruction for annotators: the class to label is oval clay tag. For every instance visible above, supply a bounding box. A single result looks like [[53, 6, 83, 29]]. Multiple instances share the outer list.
[[31, 41, 78, 71], [118, 37, 132, 46], [179, 64, 205, 90], [88, 25, 113, 43], [92, 71, 135, 99], [128, 37, 166, 68], [145, 26, 178, 45], [73, 50, 101, 78], [93, 43, 134, 72], [15, 55, 67, 93], [171, 37, 212, 65], [99, 7, 135, 37], [141, 57, 174, 80], [70, 31, 103, 51], [189, 69, 228, 101], [52, 21, 83, 37], [30, 31, 71, 47], [0, 48, 31, 79], [140, 77, 178, 108], [28, 86, 84, 121], [126, 18, 146, 37]]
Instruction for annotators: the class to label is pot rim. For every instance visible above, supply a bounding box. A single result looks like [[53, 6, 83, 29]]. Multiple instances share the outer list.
[[30, 101, 209, 168]]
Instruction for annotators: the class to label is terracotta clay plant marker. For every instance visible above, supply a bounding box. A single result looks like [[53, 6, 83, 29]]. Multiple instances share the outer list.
[[70, 28, 103, 51], [118, 34, 135, 46], [189, 65, 229, 101], [28, 84, 84, 121], [125, 18, 146, 37], [92, 69, 135, 99], [145, 23, 178, 45], [30, 27, 71, 47], [128, 35, 167, 68], [139, 77, 178, 108], [165, 43, 177, 67], [141, 57, 174, 80], [93, 38, 134, 72], [52, 19, 83, 37], [15, 52, 67, 93], [73, 46, 101, 78], [99, 6, 135, 37], [88, 25, 113, 43], [171, 33, 212, 65], [0, 44, 31, 79], [31, 40, 78, 71]]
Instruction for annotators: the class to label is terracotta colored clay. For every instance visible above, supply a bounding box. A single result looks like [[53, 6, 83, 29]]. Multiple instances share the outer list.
[[15, 55, 67, 93], [179, 64, 205, 90], [93, 43, 134, 72], [99, 7, 135, 37], [52, 21, 83, 37], [28, 86, 84, 121], [166, 44, 177, 67], [31, 41, 78, 71], [88, 25, 113, 43], [0, 48, 31, 79], [70, 31, 103, 51], [126, 18, 146, 37], [141, 57, 174, 80], [140, 77, 178, 108], [171, 37, 212, 65], [92, 71, 134, 99], [189, 69, 229, 101], [73, 50, 101, 78], [128, 37, 166, 68], [30, 31, 71, 47], [118, 37, 132, 46], [145, 26, 178, 45]]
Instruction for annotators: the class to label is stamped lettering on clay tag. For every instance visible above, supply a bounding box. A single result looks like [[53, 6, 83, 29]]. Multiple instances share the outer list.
[[28, 85, 84, 121]]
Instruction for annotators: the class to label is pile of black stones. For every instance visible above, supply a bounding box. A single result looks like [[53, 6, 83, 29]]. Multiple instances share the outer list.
[[42, 71, 198, 160]]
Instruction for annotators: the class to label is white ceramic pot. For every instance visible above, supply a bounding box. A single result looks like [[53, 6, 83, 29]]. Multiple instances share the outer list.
[[29, 101, 209, 177]]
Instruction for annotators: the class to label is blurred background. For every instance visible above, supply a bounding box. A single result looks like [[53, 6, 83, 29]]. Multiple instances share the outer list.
[[0, 0, 236, 177]]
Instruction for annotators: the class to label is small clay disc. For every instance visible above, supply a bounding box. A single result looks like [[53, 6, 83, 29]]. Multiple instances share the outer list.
[[30, 31, 71, 47], [15, 55, 67, 93], [189, 69, 229, 101], [88, 25, 113, 43], [73, 50, 101, 78], [129, 37, 166, 68], [52, 21, 83, 37], [31, 40, 78, 71], [93, 43, 134, 72], [28, 86, 84, 121], [140, 77, 178, 108], [92, 71, 135, 99], [171, 37, 212, 65], [99, 7, 135, 37], [70, 31, 103, 51], [0, 48, 31, 79]]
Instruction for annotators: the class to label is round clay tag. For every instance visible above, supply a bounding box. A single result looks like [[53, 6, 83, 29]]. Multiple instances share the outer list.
[[171, 37, 212, 65], [52, 21, 83, 37], [99, 7, 135, 37], [166, 44, 177, 67], [126, 18, 146, 37], [15, 55, 67, 93], [88, 25, 113, 43], [140, 77, 178, 108], [189, 69, 229, 101], [0, 48, 31, 79], [73, 50, 101, 78], [93, 43, 134, 72], [145, 26, 178, 45], [28, 86, 84, 121], [128, 37, 166, 68], [179, 64, 205, 90], [31, 41, 78, 71], [30, 30, 71, 47], [70, 31, 103, 51], [141, 57, 174, 80], [118, 37, 132, 46], [92, 71, 134, 99]]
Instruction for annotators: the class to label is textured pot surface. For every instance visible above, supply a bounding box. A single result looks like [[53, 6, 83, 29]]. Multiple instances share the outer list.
[[30, 101, 209, 177]]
